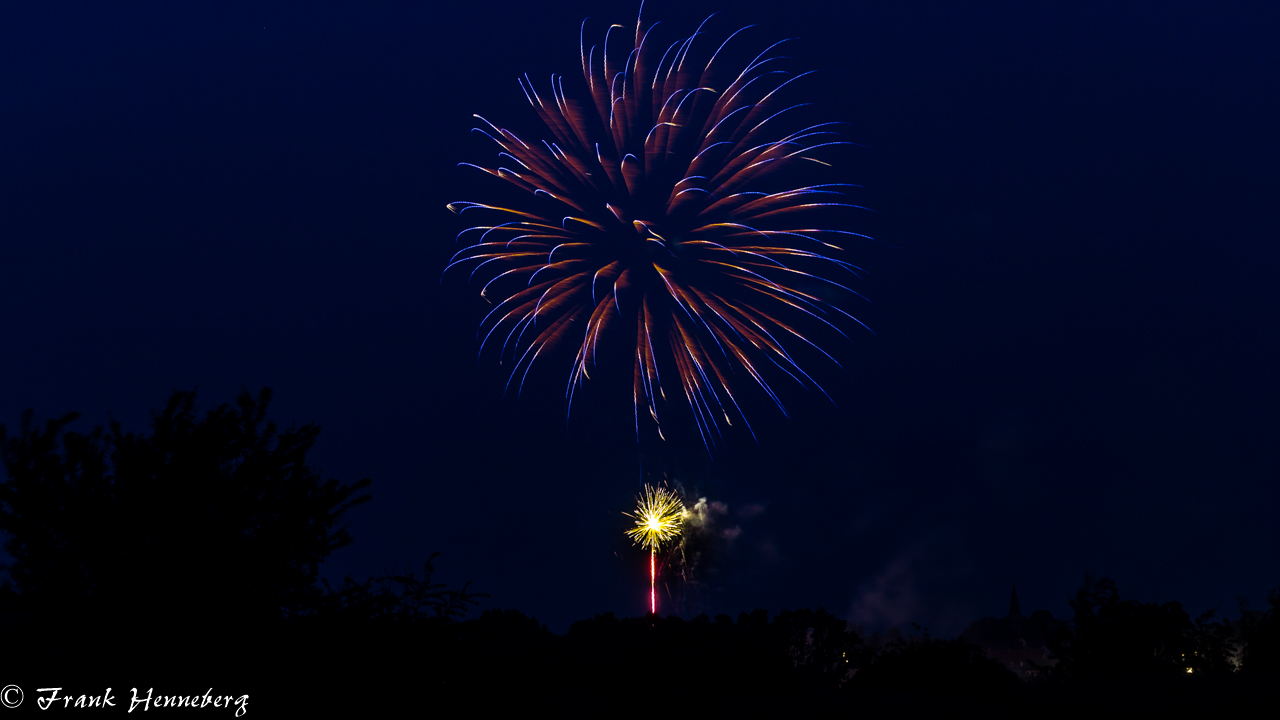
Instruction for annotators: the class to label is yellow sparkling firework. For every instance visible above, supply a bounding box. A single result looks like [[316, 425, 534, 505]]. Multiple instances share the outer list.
[[625, 484, 685, 551]]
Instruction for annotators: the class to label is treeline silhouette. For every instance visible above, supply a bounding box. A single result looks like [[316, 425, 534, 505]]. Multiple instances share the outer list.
[[1, 390, 1276, 714]]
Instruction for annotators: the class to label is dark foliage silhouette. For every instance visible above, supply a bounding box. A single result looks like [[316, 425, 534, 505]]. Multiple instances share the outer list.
[[313, 551, 485, 622], [550, 608, 861, 712], [0, 389, 371, 665], [286, 607, 866, 713], [844, 628, 1022, 715], [1239, 586, 1280, 673], [0, 388, 500, 715], [773, 607, 864, 684], [1046, 576, 1232, 680]]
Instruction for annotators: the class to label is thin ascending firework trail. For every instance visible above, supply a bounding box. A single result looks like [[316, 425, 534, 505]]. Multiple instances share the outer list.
[[446, 5, 871, 453], [625, 484, 684, 613]]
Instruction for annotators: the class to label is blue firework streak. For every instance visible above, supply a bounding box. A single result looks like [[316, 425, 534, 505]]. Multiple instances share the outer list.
[[446, 8, 871, 451]]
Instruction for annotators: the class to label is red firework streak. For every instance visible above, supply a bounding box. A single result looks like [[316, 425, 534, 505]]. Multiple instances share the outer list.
[[650, 549, 657, 614]]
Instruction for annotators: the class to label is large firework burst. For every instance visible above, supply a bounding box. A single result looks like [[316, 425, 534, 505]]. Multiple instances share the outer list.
[[447, 8, 868, 449]]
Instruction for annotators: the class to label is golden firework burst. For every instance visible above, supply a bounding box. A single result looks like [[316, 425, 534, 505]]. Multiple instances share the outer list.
[[625, 483, 686, 551]]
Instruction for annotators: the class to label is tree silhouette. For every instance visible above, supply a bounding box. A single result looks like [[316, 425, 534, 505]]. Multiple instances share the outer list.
[[844, 627, 1021, 714], [771, 607, 863, 684], [314, 551, 484, 622], [1239, 585, 1280, 673], [0, 388, 371, 638], [1046, 576, 1234, 680]]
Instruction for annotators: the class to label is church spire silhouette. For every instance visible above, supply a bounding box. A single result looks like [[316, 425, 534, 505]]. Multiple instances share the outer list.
[[1008, 583, 1022, 617]]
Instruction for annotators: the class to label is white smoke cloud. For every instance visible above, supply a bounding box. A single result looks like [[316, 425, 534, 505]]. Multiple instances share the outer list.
[[847, 555, 920, 630], [682, 496, 761, 552]]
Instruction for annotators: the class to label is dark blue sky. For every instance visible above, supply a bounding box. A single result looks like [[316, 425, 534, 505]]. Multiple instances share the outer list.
[[2, 0, 1277, 634]]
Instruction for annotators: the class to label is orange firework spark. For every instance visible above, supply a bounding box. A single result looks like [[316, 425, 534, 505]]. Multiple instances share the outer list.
[[447, 8, 869, 450]]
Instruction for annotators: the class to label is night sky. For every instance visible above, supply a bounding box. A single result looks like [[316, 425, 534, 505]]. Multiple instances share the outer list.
[[3, 0, 1277, 636]]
